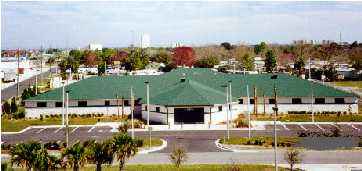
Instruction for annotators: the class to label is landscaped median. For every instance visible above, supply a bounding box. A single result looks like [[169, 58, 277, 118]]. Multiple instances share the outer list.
[[253, 114, 362, 122], [30, 164, 287, 171], [217, 136, 301, 151], [1, 115, 144, 132], [138, 138, 167, 154]]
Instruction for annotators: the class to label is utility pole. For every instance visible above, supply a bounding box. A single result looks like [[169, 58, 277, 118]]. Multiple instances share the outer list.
[[35, 75, 38, 95], [104, 61, 106, 75], [247, 85, 251, 139], [122, 96, 125, 117], [308, 57, 312, 80], [65, 90, 69, 147], [116, 94, 119, 118], [254, 86, 258, 116], [131, 87, 135, 139]]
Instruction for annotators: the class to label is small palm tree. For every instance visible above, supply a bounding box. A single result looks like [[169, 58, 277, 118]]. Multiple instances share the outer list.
[[169, 145, 187, 168], [34, 146, 53, 171], [10, 141, 41, 171], [112, 133, 140, 171], [85, 140, 114, 171], [62, 141, 87, 171], [284, 148, 302, 171]]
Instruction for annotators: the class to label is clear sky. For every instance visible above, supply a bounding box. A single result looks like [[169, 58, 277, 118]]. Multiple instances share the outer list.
[[2, 1, 362, 49]]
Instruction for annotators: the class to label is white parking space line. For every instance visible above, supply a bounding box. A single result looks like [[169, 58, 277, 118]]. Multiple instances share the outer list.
[[71, 127, 79, 133], [282, 124, 290, 131], [315, 124, 325, 131], [351, 124, 360, 131], [88, 126, 95, 133], [54, 127, 63, 133], [299, 124, 307, 131], [330, 124, 339, 128], [36, 128, 46, 134]]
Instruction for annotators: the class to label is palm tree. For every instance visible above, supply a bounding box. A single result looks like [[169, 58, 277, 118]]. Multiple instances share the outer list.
[[85, 140, 114, 171], [62, 141, 87, 171], [10, 141, 41, 171], [34, 146, 53, 171], [112, 133, 140, 171]]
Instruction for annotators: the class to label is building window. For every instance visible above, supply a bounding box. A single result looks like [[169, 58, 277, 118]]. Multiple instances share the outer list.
[[335, 98, 345, 104], [105, 100, 110, 106], [315, 98, 325, 104], [156, 107, 160, 112], [124, 100, 129, 106], [218, 106, 222, 111], [55, 102, 63, 107], [269, 99, 276, 104], [37, 102, 47, 107], [292, 98, 302, 104], [78, 101, 87, 107], [145, 105, 148, 111], [238, 99, 243, 104], [250, 99, 255, 104]]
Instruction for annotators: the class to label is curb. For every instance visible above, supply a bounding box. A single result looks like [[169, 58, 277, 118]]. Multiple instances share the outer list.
[[138, 138, 167, 154], [215, 139, 265, 153]]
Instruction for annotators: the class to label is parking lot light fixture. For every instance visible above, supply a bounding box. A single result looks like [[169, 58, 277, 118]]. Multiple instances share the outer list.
[[145, 81, 150, 129], [222, 84, 229, 140], [65, 90, 70, 147], [271, 74, 278, 171]]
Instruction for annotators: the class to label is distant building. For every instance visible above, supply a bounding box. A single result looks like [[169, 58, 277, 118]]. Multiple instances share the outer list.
[[89, 44, 102, 51], [141, 34, 150, 48], [254, 56, 265, 72]]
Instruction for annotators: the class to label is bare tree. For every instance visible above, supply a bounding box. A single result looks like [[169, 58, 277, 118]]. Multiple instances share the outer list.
[[284, 148, 302, 171], [169, 145, 187, 168]]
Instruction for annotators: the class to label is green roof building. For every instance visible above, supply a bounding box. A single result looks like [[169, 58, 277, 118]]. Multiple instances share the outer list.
[[24, 68, 359, 125]]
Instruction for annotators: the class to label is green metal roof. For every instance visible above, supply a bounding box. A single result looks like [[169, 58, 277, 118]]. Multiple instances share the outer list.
[[27, 68, 356, 105]]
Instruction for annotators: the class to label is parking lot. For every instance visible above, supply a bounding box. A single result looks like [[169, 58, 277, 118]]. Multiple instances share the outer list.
[[2, 122, 362, 152]]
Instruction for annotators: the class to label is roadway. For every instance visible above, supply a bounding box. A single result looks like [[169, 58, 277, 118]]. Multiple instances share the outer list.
[[1, 71, 50, 101]]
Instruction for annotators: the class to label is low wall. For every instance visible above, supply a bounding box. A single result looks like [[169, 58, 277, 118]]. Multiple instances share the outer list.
[[25, 106, 131, 118]]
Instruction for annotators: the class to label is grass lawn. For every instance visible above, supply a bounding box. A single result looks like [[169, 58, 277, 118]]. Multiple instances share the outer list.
[[140, 137, 163, 148], [253, 114, 362, 122], [7, 164, 287, 171], [220, 136, 300, 148], [1, 116, 126, 132], [331, 81, 362, 89]]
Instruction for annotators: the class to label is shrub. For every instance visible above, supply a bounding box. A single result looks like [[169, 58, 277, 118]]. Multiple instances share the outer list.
[[234, 116, 248, 128], [13, 107, 26, 119], [169, 145, 187, 168]]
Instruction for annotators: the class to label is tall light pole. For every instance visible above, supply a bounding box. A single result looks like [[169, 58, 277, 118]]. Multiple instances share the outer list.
[[130, 87, 135, 139], [228, 81, 232, 127], [145, 81, 150, 128], [223, 85, 230, 140], [62, 82, 65, 126], [271, 74, 278, 171], [16, 49, 20, 98], [246, 84, 251, 139], [65, 90, 70, 147], [310, 82, 315, 122]]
